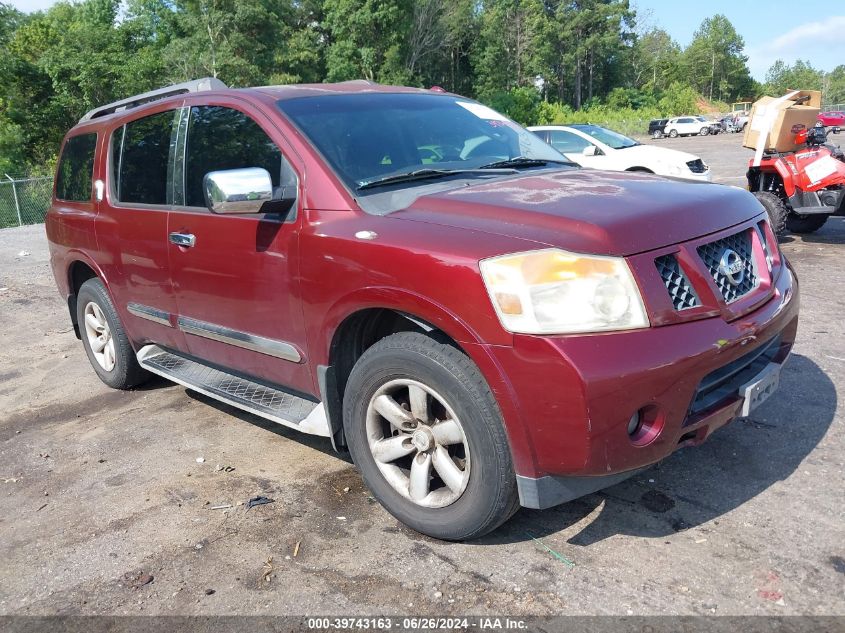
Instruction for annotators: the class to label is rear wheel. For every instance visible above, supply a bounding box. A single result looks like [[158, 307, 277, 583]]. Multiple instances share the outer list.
[[668, 129, 679, 138], [786, 213, 828, 234], [77, 278, 149, 389], [753, 192, 788, 237], [652, 130, 663, 139], [343, 332, 519, 540]]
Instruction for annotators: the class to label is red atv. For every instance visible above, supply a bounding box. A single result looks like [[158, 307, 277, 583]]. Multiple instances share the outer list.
[[747, 123, 844, 235]]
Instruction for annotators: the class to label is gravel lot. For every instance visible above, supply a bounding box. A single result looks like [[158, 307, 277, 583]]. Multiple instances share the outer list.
[[0, 132, 843, 617]]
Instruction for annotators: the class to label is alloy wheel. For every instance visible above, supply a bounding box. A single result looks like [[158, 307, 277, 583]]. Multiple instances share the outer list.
[[83, 301, 116, 372], [365, 378, 470, 508]]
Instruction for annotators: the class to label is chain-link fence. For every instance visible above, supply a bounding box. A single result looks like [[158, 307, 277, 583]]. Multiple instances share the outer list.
[[823, 103, 845, 112], [0, 175, 54, 229]]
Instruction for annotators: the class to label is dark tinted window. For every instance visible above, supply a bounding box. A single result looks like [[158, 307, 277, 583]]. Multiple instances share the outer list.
[[56, 133, 97, 202], [112, 110, 177, 205], [185, 106, 284, 207]]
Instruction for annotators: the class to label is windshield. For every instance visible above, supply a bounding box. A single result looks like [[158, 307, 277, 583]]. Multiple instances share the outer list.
[[277, 93, 567, 192], [569, 124, 639, 149]]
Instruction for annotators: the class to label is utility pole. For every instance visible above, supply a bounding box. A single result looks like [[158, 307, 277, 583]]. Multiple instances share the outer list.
[[5, 174, 22, 227]]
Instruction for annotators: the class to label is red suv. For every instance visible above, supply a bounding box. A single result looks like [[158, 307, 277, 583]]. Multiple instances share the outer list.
[[46, 79, 799, 540]]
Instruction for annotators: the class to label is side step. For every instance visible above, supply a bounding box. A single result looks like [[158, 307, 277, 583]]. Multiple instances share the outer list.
[[136, 345, 330, 437]]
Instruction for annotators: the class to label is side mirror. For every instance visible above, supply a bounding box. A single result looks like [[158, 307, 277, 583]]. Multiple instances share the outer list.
[[582, 145, 597, 157], [204, 167, 274, 215], [833, 127, 841, 135]]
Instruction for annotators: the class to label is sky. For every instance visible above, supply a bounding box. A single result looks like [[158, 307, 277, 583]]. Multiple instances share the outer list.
[[7, 0, 845, 81], [633, 0, 845, 80]]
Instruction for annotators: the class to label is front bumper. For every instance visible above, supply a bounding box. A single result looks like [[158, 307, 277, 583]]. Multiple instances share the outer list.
[[488, 263, 798, 509], [681, 169, 713, 182]]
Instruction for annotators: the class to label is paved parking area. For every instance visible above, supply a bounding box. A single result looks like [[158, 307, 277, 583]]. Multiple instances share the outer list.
[[0, 132, 843, 616]]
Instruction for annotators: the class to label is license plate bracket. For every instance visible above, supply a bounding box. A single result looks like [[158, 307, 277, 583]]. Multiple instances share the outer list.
[[739, 362, 781, 416]]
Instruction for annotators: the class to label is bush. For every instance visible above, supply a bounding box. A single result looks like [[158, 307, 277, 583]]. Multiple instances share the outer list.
[[487, 87, 541, 126], [657, 82, 701, 116]]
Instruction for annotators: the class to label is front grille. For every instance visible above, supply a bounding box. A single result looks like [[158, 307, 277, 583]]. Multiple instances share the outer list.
[[688, 335, 781, 417], [655, 254, 699, 310], [697, 230, 757, 303], [686, 159, 707, 173]]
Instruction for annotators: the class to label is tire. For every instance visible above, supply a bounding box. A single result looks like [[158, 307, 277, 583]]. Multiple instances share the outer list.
[[342, 332, 519, 541], [76, 278, 150, 389], [652, 130, 663, 139], [699, 127, 709, 136], [753, 192, 788, 237], [786, 213, 828, 234], [668, 129, 678, 138]]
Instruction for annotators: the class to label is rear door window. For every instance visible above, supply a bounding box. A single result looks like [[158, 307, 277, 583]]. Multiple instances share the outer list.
[[112, 110, 178, 205], [184, 106, 289, 208], [56, 133, 97, 202]]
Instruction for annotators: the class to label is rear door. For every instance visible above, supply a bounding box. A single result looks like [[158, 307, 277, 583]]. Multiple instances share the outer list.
[[95, 107, 186, 351], [167, 101, 313, 395]]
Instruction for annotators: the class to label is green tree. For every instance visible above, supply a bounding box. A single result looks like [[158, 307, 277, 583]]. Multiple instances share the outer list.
[[825, 65, 845, 105], [764, 59, 824, 96], [323, 0, 413, 83], [631, 28, 680, 91], [683, 14, 753, 102]]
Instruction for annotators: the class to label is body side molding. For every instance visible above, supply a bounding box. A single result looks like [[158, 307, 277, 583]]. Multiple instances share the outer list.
[[177, 315, 302, 363]]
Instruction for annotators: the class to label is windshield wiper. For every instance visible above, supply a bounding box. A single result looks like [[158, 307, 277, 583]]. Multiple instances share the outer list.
[[357, 168, 516, 191], [479, 156, 578, 169]]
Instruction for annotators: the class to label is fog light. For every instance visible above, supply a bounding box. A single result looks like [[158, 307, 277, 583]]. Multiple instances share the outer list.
[[627, 411, 642, 436]]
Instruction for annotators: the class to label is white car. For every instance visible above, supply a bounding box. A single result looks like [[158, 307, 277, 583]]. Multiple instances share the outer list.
[[663, 116, 712, 137], [528, 124, 712, 182]]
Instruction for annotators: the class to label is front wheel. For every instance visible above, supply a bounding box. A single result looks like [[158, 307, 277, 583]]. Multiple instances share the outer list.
[[343, 332, 519, 541], [668, 129, 679, 138], [700, 127, 709, 136], [652, 130, 663, 139], [786, 213, 828, 234], [753, 192, 788, 237]]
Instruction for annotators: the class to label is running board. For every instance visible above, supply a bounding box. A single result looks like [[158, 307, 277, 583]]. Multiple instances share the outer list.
[[136, 345, 330, 437]]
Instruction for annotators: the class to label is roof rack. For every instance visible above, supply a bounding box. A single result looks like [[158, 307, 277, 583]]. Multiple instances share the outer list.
[[79, 77, 228, 123]]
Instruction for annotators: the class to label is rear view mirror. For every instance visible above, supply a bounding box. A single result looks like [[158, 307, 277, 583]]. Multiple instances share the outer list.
[[582, 146, 597, 157], [204, 167, 273, 215]]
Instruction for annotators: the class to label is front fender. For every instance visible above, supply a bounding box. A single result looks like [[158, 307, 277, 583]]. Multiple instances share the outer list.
[[313, 287, 539, 476]]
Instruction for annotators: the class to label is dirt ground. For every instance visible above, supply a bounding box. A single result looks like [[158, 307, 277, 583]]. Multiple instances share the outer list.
[[0, 132, 843, 617]]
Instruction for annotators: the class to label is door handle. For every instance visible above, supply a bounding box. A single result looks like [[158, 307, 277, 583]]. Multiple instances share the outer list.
[[169, 232, 196, 248]]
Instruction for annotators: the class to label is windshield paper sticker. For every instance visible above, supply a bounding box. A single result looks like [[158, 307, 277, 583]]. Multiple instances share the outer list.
[[456, 101, 509, 122]]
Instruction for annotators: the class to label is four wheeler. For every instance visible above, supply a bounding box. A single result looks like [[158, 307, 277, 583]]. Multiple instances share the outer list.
[[747, 122, 845, 236]]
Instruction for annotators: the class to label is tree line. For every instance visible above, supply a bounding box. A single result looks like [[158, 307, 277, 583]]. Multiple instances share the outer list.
[[0, 0, 843, 175]]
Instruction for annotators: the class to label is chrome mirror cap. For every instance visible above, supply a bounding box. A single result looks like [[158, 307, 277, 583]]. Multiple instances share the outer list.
[[203, 167, 273, 215]]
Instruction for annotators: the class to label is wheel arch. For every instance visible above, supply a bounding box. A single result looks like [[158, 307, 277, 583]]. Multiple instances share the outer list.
[[315, 294, 534, 475], [319, 303, 474, 449], [66, 254, 110, 339]]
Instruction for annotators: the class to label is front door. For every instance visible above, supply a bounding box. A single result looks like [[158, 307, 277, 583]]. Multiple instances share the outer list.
[[547, 129, 604, 169], [167, 103, 313, 395]]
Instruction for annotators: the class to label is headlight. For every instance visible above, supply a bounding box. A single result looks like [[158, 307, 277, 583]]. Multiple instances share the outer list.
[[479, 249, 650, 334]]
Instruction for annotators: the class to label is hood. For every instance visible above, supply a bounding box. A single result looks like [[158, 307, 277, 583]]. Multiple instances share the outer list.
[[621, 144, 702, 165], [390, 169, 761, 256]]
